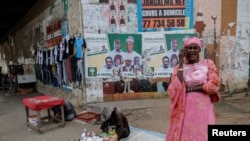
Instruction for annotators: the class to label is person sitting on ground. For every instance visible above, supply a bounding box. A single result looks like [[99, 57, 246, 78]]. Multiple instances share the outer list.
[[51, 100, 76, 121], [101, 107, 130, 140]]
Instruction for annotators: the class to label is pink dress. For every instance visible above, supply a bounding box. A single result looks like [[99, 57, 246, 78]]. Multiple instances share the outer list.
[[166, 59, 220, 141]]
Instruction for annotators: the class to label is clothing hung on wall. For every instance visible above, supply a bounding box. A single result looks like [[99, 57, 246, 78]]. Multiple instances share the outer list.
[[68, 37, 75, 56], [34, 35, 87, 90], [74, 36, 86, 59]]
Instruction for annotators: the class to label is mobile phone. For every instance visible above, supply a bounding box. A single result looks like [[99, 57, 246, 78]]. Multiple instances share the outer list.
[[183, 50, 187, 58]]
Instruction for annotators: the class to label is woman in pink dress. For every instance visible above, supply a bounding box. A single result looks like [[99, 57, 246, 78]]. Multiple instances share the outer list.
[[166, 37, 220, 141]]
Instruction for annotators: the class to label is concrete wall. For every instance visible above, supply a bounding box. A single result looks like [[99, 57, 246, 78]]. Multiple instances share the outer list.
[[31, 0, 86, 107], [195, 0, 250, 90], [68, 0, 83, 35], [0, 0, 87, 107]]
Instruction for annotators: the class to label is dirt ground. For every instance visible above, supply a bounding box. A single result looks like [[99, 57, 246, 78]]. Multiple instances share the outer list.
[[1, 91, 250, 140], [125, 91, 250, 134]]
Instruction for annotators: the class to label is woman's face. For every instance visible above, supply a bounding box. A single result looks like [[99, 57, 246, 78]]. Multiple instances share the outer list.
[[172, 58, 178, 66], [115, 58, 121, 65], [185, 43, 200, 62]]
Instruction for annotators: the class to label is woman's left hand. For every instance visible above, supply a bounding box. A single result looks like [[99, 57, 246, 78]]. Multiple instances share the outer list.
[[186, 85, 204, 93]]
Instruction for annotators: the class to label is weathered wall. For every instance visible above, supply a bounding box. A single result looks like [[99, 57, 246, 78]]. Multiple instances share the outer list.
[[0, 0, 250, 106], [67, 0, 83, 35], [31, 0, 85, 107], [195, 0, 250, 90], [219, 0, 249, 89], [0, 0, 86, 107], [36, 80, 85, 108], [232, 0, 250, 89]]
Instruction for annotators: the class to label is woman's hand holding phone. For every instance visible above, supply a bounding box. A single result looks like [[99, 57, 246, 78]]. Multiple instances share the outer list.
[[179, 49, 186, 65]]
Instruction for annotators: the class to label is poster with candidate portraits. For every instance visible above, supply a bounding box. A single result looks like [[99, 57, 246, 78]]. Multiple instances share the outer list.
[[84, 33, 199, 79], [141, 33, 170, 77], [84, 33, 142, 78], [84, 33, 201, 96], [140, 33, 198, 78], [84, 34, 109, 78], [164, 33, 198, 70], [106, 34, 142, 78], [108, 34, 142, 55]]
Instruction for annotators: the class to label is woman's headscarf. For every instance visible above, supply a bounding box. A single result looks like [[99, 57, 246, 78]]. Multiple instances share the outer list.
[[183, 37, 202, 49]]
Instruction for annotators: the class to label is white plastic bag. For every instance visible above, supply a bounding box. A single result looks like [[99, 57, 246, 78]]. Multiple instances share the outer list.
[[1, 61, 8, 74]]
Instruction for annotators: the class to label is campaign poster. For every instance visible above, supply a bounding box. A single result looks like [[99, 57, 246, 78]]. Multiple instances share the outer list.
[[164, 33, 197, 70], [141, 33, 172, 77], [106, 34, 142, 78], [108, 34, 142, 54], [85, 33, 142, 78], [137, 0, 194, 32], [84, 34, 109, 78]]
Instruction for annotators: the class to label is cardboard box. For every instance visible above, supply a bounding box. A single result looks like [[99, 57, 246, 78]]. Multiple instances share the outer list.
[[28, 115, 38, 127]]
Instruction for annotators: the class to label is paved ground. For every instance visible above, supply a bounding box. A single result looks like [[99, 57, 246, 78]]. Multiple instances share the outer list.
[[0, 90, 250, 141], [0, 92, 97, 141]]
